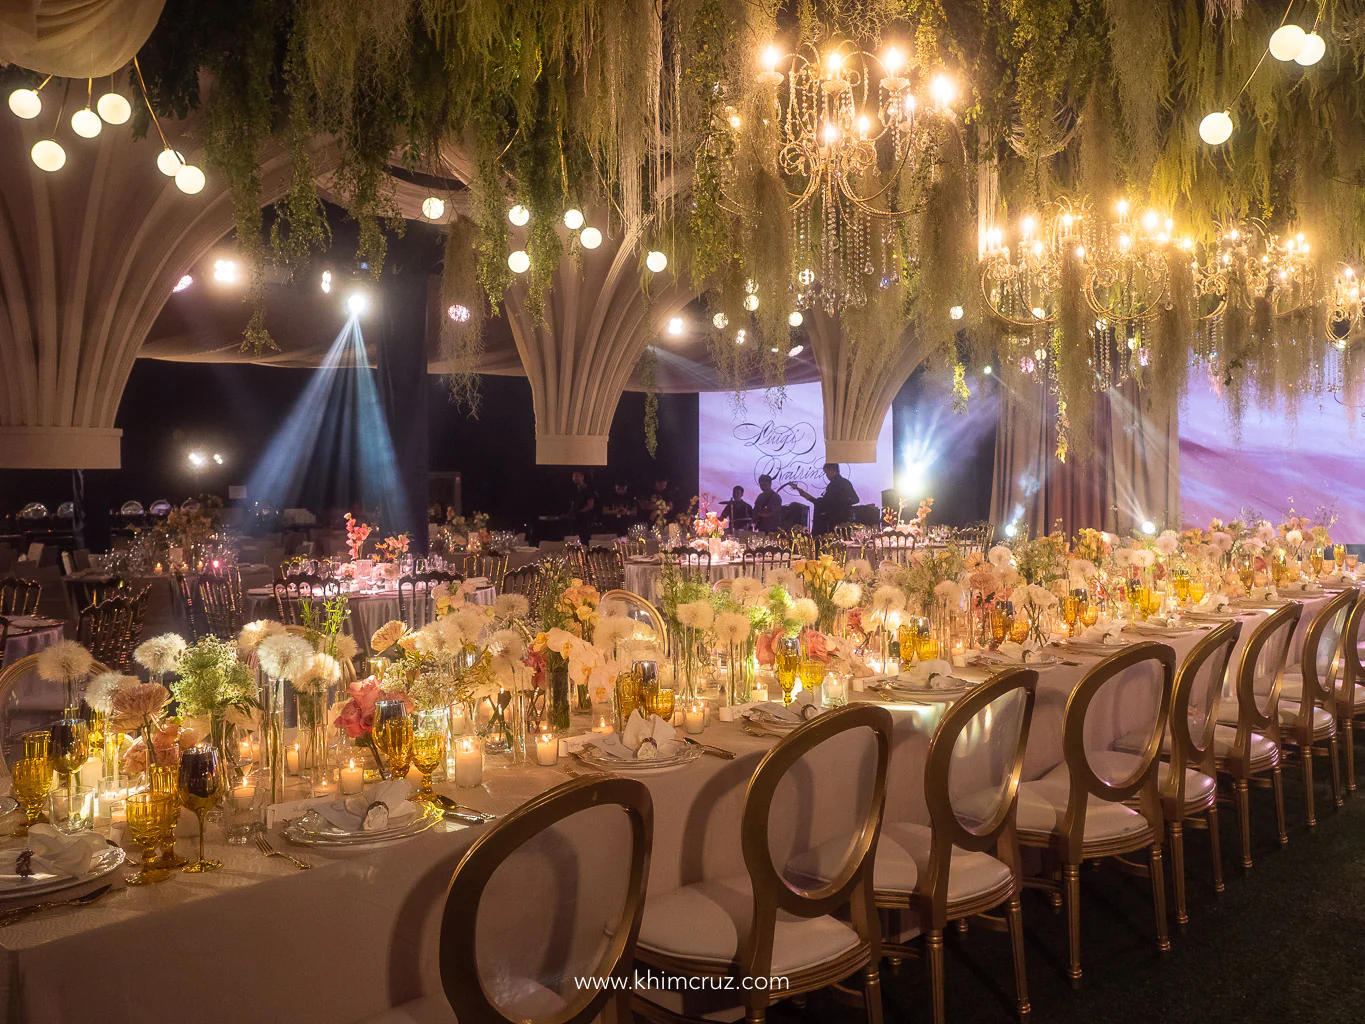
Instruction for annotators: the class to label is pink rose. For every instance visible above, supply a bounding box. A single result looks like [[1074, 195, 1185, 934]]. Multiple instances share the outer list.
[[334, 678, 385, 739], [523, 650, 547, 690], [801, 629, 830, 662], [755, 628, 780, 667]]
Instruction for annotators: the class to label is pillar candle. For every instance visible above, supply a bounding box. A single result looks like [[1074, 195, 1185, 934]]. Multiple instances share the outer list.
[[534, 733, 559, 766], [340, 759, 364, 795], [454, 737, 483, 788]]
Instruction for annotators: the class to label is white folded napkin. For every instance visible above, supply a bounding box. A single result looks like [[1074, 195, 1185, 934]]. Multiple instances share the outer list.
[[997, 639, 1043, 662], [0, 825, 108, 889], [310, 779, 417, 832], [1280, 580, 1320, 594], [1197, 592, 1231, 613], [583, 709, 684, 759], [745, 690, 822, 724], [896, 658, 956, 689], [1079, 621, 1124, 644]]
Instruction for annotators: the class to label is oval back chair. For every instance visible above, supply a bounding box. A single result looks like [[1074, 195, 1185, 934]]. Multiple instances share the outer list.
[[1336, 591, 1365, 791], [433, 775, 653, 1024], [1214, 601, 1302, 868], [0, 653, 108, 773]]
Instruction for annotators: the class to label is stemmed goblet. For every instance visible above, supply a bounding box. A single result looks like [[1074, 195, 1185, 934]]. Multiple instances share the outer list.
[[178, 744, 224, 873], [10, 731, 52, 836], [775, 636, 801, 706]]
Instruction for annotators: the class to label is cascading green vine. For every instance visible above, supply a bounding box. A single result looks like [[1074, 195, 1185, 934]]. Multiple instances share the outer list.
[[640, 346, 660, 457]]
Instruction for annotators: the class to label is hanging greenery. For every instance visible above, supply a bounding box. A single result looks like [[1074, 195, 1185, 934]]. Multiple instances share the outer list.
[[640, 346, 660, 457]]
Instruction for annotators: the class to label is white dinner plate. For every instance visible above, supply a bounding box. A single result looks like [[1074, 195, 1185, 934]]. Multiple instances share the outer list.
[[282, 802, 442, 847], [576, 742, 702, 772], [0, 844, 124, 901]]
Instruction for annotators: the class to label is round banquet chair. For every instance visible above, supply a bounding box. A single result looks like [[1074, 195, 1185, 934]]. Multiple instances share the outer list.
[[1333, 591, 1365, 791], [1112, 620, 1241, 926], [1213, 602, 1302, 867], [631, 703, 893, 1024], [786, 668, 1038, 1023], [1275, 588, 1354, 825], [1014, 642, 1175, 984], [366, 775, 653, 1024]]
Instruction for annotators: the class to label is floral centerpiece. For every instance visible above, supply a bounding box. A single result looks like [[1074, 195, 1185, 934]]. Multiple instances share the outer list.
[[375, 532, 411, 563], [36, 640, 95, 711], [344, 512, 372, 560], [168, 635, 258, 779], [790, 554, 859, 632], [531, 564, 602, 731]]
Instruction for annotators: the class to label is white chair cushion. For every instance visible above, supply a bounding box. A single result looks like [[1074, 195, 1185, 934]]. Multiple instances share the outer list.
[[785, 831, 919, 894], [1212, 725, 1278, 763], [1009, 766, 1150, 842], [638, 873, 861, 975], [1277, 700, 1335, 734], [880, 823, 1012, 903], [1281, 671, 1304, 704], [1084, 750, 1215, 809], [1112, 728, 1174, 758]]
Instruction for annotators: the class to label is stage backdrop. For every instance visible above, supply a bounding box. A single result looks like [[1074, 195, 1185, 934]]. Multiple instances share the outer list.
[[698, 382, 894, 507], [1179, 374, 1365, 539]]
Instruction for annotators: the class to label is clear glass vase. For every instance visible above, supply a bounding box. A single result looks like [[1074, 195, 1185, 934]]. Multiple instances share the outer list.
[[547, 659, 571, 734], [259, 675, 287, 805]]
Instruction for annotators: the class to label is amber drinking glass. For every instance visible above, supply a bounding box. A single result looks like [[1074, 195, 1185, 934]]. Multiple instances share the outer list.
[[11, 756, 52, 836], [410, 729, 446, 801], [49, 714, 89, 834], [125, 792, 179, 885], [1189, 578, 1207, 604], [647, 686, 676, 721], [797, 660, 825, 698]]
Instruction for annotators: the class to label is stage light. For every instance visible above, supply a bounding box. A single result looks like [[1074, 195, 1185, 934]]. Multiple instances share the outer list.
[[507, 249, 530, 273], [174, 164, 205, 194], [212, 453, 224, 465], [187, 450, 207, 468], [213, 260, 238, 284], [96, 91, 130, 124], [173, 274, 193, 293], [448, 304, 471, 322], [646, 250, 668, 272], [666, 316, 685, 336], [1141, 520, 1156, 535], [788, 311, 803, 327], [983, 365, 993, 375], [30, 139, 65, 172], [580, 227, 603, 249], [70, 108, 102, 138], [508, 205, 530, 226], [8, 88, 41, 119], [321, 270, 332, 294], [346, 291, 368, 316], [563, 208, 584, 230], [156, 148, 183, 176], [421, 196, 445, 220]]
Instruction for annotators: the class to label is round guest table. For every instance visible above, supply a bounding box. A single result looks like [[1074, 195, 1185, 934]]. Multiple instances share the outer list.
[[244, 583, 495, 653], [62, 566, 275, 636], [623, 557, 787, 605], [0, 619, 63, 669], [0, 598, 1336, 1024]]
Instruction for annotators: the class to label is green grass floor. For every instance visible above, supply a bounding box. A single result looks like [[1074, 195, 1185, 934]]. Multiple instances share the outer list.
[[795, 746, 1365, 1024]]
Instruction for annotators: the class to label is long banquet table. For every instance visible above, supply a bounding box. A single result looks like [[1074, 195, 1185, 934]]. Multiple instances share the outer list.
[[0, 597, 1331, 1024]]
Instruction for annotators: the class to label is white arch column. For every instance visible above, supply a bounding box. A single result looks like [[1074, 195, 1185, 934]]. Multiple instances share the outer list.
[[806, 310, 925, 463], [0, 115, 299, 468], [502, 219, 695, 465]]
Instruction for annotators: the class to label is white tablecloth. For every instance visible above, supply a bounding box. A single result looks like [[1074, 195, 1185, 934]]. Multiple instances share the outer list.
[[0, 598, 1332, 1023], [245, 586, 495, 652]]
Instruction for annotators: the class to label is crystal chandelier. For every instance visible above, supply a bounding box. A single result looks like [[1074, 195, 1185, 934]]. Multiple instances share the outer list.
[[719, 42, 958, 313], [1327, 264, 1362, 341]]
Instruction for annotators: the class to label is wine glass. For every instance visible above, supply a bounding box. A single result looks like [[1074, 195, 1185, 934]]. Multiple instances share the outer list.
[[1237, 560, 1256, 598], [373, 699, 413, 778], [11, 734, 52, 836], [1310, 550, 1325, 578], [49, 714, 89, 834], [1189, 577, 1207, 604], [178, 744, 224, 873], [1063, 593, 1082, 636], [775, 636, 801, 705], [797, 659, 825, 699]]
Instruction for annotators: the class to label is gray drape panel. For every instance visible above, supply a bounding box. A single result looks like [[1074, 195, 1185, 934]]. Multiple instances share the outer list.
[[990, 380, 1180, 535]]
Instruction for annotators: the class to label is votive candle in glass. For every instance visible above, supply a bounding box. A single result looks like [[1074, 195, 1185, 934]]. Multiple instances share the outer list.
[[454, 736, 483, 788], [683, 702, 705, 735], [535, 732, 558, 766], [340, 758, 364, 795]]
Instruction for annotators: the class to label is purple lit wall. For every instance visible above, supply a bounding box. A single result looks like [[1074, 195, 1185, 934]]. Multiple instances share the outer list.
[[1178, 374, 1365, 539]]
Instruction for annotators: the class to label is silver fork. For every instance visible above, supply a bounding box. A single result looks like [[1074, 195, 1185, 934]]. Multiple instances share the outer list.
[[254, 831, 312, 869], [0, 883, 111, 926]]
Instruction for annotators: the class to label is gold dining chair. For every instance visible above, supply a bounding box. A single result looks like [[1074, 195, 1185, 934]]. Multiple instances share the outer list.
[[1213, 602, 1302, 867], [632, 703, 893, 1024], [367, 775, 654, 1024], [1112, 621, 1241, 926], [1276, 588, 1353, 825], [1015, 642, 1174, 984], [788, 669, 1038, 1023], [1333, 592, 1365, 791]]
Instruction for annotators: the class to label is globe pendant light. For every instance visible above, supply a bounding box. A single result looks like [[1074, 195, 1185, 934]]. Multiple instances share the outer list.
[[1198, 110, 1233, 146], [174, 164, 206, 194], [1268, 24, 1306, 62], [1295, 32, 1325, 66], [421, 196, 445, 220], [157, 148, 183, 176], [8, 88, 41, 119], [70, 107, 102, 138], [507, 250, 530, 273], [31, 139, 66, 172], [95, 91, 131, 124], [645, 250, 668, 272], [579, 227, 602, 249]]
